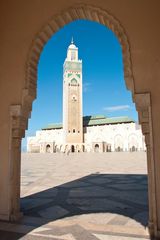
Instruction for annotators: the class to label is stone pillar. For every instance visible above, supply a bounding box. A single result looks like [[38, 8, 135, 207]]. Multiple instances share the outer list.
[[0, 120, 11, 220], [0, 105, 26, 221], [9, 105, 26, 220], [135, 93, 157, 238]]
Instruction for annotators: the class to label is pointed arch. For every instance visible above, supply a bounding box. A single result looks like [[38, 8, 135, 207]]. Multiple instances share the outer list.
[[8, 4, 156, 237], [22, 4, 135, 123]]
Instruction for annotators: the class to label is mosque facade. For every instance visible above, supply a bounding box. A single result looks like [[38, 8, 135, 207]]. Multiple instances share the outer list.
[[27, 41, 145, 153]]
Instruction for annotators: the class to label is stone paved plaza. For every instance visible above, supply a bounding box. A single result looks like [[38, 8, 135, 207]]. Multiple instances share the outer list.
[[0, 152, 150, 239]]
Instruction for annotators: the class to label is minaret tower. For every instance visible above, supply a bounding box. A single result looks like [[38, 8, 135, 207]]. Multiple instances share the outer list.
[[63, 39, 83, 145]]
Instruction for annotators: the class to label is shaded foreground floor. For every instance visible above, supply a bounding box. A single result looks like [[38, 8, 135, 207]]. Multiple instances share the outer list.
[[0, 152, 150, 239]]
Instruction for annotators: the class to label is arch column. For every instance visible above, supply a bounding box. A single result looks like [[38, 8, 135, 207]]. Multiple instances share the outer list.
[[135, 93, 157, 238], [8, 90, 33, 220], [0, 91, 32, 221], [8, 105, 26, 220]]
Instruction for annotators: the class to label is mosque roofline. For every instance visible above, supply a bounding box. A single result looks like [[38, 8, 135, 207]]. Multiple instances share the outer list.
[[42, 115, 135, 130], [83, 116, 134, 127]]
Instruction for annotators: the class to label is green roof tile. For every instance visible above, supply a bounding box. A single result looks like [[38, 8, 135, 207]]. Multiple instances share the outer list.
[[42, 115, 134, 130], [83, 115, 106, 120], [42, 123, 62, 130], [83, 116, 134, 127]]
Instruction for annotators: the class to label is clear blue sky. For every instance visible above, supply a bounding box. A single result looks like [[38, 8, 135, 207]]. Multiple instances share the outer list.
[[22, 20, 138, 151]]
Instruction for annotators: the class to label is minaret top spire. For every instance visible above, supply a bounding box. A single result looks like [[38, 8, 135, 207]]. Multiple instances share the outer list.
[[66, 37, 79, 61], [71, 37, 74, 44]]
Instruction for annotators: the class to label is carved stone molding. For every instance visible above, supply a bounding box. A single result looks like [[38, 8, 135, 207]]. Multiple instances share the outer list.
[[10, 105, 27, 139], [135, 93, 150, 121], [134, 93, 151, 141]]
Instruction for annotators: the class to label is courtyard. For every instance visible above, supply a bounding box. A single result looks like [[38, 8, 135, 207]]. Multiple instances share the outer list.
[[0, 152, 149, 239]]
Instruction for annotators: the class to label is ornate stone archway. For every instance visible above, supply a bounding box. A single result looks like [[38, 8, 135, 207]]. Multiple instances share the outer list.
[[9, 4, 156, 237]]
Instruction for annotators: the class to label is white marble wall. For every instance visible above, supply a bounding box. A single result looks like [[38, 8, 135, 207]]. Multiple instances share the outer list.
[[27, 122, 146, 153], [84, 122, 145, 152]]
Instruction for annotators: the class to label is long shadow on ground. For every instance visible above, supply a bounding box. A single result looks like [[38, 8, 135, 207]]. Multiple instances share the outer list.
[[0, 174, 148, 240], [21, 173, 148, 226]]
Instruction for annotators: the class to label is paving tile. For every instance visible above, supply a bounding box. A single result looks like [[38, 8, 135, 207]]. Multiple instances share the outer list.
[[18, 152, 149, 239], [18, 216, 47, 227], [93, 234, 149, 240], [61, 181, 91, 188], [77, 198, 129, 211], [31, 232, 76, 240], [87, 178, 113, 184], [132, 211, 148, 226], [107, 215, 131, 226], [39, 206, 69, 220], [21, 198, 53, 211], [0, 230, 24, 240], [71, 225, 100, 240], [69, 186, 107, 197]]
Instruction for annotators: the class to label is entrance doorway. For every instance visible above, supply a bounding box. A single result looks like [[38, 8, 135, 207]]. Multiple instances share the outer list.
[[95, 144, 99, 152], [131, 146, 136, 152], [71, 145, 75, 152], [46, 144, 51, 153]]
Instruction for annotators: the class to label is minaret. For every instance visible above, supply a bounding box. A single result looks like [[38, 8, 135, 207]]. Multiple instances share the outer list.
[[63, 39, 83, 144]]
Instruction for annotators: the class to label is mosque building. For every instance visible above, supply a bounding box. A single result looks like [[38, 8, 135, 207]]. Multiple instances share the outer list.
[[27, 40, 145, 153]]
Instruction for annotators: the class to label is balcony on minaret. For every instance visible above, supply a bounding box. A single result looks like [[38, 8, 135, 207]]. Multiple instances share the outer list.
[[66, 39, 78, 62]]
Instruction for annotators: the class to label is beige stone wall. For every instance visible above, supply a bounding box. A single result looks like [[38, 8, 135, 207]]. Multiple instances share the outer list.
[[63, 43, 83, 143], [67, 85, 83, 143], [0, 0, 160, 237]]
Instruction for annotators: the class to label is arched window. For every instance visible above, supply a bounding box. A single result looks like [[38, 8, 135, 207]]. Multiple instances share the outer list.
[[114, 135, 123, 152], [46, 144, 51, 153], [117, 146, 121, 152], [71, 78, 77, 85], [71, 145, 75, 152], [95, 144, 99, 152], [71, 51, 76, 60], [131, 146, 136, 152], [128, 134, 138, 151]]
